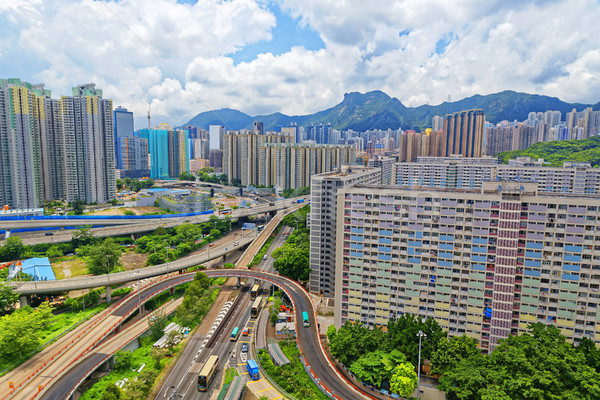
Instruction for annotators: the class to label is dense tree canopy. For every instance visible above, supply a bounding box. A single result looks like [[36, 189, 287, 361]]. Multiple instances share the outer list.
[[438, 323, 600, 400], [497, 136, 600, 166], [0, 236, 25, 262], [0, 303, 53, 360], [86, 238, 123, 275]]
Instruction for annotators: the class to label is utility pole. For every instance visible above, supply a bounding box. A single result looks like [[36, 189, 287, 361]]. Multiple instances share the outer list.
[[416, 330, 426, 400], [138, 269, 142, 317]]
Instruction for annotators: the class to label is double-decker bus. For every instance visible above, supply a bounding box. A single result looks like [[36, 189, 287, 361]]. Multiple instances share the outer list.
[[257, 225, 264, 232], [230, 327, 240, 341], [302, 311, 310, 327], [251, 296, 263, 318], [198, 355, 219, 391], [250, 283, 260, 300]]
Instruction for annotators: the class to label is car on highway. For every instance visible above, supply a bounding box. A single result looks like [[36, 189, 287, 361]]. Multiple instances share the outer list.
[[242, 327, 249, 336], [234, 241, 239, 246], [209, 243, 214, 247], [263, 255, 268, 260], [241, 343, 248, 353]]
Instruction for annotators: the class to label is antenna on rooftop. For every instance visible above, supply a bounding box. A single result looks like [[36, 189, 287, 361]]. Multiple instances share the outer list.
[[147, 103, 151, 129]]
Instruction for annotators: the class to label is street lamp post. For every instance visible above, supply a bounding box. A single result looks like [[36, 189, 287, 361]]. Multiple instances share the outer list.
[[138, 269, 142, 317], [166, 246, 169, 277], [416, 330, 426, 400]]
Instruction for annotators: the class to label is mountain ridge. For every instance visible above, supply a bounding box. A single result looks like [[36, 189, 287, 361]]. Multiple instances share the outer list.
[[183, 90, 600, 132]]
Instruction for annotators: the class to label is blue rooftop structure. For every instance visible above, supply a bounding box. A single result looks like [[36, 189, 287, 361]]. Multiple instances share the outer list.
[[20, 257, 56, 281]]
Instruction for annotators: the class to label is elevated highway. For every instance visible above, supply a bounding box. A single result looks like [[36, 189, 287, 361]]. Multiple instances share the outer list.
[[9, 230, 258, 295], [0, 197, 304, 230], [22, 269, 372, 400]]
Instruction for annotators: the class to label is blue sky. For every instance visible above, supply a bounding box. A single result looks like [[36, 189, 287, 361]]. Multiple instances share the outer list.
[[1, 0, 599, 127], [228, 2, 324, 65]]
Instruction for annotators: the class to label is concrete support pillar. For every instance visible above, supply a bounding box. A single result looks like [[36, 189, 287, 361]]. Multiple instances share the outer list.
[[19, 295, 30, 308], [170, 287, 174, 295], [130, 234, 135, 241], [106, 286, 112, 303], [222, 254, 227, 262], [237, 277, 241, 287], [99, 355, 115, 372]]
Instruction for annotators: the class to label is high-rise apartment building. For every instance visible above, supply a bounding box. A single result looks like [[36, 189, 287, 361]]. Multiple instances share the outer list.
[[113, 107, 134, 169], [393, 156, 498, 189], [281, 123, 298, 143], [397, 130, 443, 162], [209, 149, 223, 172], [309, 166, 382, 297], [209, 125, 225, 150], [0, 79, 44, 208], [335, 181, 600, 352], [61, 84, 116, 203], [222, 130, 292, 186], [190, 138, 210, 160], [253, 121, 264, 135], [368, 156, 395, 185], [138, 124, 189, 179], [260, 143, 355, 190], [443, 109, 485, 157], [0, 79, 116, 207], [117, 136, 149, 178], [392, 155, 600, 195]]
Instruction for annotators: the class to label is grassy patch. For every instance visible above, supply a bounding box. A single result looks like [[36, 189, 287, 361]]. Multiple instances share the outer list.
[[223, 367, 239, 385], [52, 257, 89, 279], [211, 277, 227, 286], [257, 340, 329, 400], [248, 236, 274, 267]]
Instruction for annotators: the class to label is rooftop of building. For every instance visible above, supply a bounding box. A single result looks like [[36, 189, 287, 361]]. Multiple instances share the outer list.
[[312, 165, 380, 180], [350, 181, 600, 199]]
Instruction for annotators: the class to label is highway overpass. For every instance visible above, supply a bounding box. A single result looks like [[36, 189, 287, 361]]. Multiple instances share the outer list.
[[0, 197, 304, 230], [32, 269, 372, 400], [9, 230, 259, 295]]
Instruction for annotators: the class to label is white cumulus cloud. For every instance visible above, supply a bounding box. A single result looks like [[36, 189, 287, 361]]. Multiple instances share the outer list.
[[1, 0, 599, 128]]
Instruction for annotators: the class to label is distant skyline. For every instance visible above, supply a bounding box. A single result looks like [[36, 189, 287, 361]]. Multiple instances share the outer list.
[[2, 0, 600, 128]]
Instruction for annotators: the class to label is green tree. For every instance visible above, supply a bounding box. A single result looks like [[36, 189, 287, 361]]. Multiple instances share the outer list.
[[150, 347, 167, 369], [153, 226, 168, 236], [45, 245, 64, 259], [384, 315, 446, 366], [149, 309, 168, 340], [0, 282, 18, 314], [72, 199, 85, 214], [114, 350, 133, 370], [72, 225, 95, 248], [101, 383, 122, 400], [328, 321, 385, 366], [440, 323, 600, 400], [272, 246, 310, 281], [0, 304, 53, 360], [431, 334, 480, 376], [175, 223, 201, 243], [577, 337, 600, 373], [178, 172, 196, 181], [194, 271, 210, 290], [0, 236, 25, 262], [87, 238, 122, 275], [389, 363, 418, 397], [350, 349, 407, 387]]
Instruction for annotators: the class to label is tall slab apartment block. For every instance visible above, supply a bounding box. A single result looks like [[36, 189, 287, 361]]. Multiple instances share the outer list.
[[309, 166, 382, 297], [335, 181, 600, 352]]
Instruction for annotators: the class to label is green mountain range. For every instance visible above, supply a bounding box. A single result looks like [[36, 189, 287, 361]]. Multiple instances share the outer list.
[[184, 90, 600, 132], [497, 136, 600, 167]]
